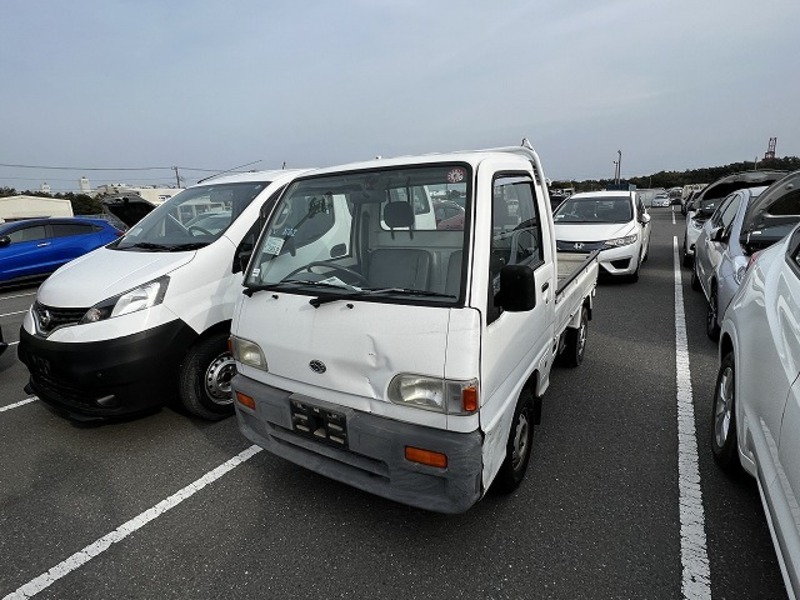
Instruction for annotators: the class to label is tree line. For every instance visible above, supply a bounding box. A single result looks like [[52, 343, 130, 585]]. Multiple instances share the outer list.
[[0, 187, 103, 214], [553, 156, 800, 193]]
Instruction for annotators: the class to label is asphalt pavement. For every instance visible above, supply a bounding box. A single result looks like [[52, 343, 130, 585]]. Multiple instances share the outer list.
[[0, 207, 787, 599]]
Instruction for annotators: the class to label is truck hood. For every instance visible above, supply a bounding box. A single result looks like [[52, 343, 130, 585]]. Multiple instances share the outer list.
[[236, 293, 451, 404], [37, 246, 195, 307], [554, 222, 635, 242]]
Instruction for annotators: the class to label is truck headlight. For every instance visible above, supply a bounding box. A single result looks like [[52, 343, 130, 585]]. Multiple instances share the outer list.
[[387, 374, 478, 414], [603, 234, 637, 248], [79, 276, 169, 324], [230, 336, 268, 371]]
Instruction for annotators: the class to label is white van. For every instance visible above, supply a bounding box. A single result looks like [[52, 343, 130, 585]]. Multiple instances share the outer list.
[[229, 142, 599, 512], [18, 169, 306, 421]]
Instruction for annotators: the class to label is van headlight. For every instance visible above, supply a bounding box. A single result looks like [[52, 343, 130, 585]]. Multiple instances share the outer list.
[[79, 276, 169, 324], [603, 234, 637, 248], [230, 336, 268, 371], [387, 374, 478, 414]]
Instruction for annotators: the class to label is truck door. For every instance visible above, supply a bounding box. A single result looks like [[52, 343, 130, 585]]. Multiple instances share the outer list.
[[479, 170, 555, 485]]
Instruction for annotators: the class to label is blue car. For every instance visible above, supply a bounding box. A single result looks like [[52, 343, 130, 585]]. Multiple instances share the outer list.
[[0, 217, 123, 287]]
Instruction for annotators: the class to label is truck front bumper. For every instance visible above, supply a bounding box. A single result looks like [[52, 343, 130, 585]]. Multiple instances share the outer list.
[[18, 320, 197, 421], [232, 373, 484, 514]]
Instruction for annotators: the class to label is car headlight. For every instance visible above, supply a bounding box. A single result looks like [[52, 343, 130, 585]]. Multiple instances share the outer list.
[[230, 336, 268, 371], [79, 276, 169, 324], [603, 234, 638, 248], [387, 374, 478, 414]]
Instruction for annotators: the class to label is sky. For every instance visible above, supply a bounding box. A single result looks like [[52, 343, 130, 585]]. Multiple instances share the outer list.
[[2, 0, 799, 193]]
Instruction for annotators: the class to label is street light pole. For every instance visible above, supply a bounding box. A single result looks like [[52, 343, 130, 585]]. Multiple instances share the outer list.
[[616, 149, 622, 185]]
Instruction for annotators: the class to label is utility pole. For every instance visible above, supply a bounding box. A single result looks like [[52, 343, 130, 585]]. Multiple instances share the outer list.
[[173, 166, 181, 188], [616, 149, 622, 185]]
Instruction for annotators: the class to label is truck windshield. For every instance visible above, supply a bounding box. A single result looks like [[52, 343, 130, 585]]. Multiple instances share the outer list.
[[245, 164, 471, 305], [113, 181, 268, 251]]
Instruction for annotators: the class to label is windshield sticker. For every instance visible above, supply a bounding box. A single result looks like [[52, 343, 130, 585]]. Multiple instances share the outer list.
[[251, 268, 260, 277], [263, 236, 285, 255], [447, 168, 466, 184]]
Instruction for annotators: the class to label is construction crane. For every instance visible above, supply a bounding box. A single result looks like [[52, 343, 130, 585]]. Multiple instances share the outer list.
[[764, 137, 777, 160]]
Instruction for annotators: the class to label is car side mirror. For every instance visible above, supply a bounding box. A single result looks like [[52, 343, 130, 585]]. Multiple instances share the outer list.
[[639, 213, 651, 224], [711, 227, 725, 243], [0, 236, 10, 248], [234, 249, 252, 274], [497, 265, 536, 312]]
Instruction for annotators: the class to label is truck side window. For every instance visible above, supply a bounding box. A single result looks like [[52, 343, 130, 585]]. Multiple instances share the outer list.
[[488, 175, 543, 324]]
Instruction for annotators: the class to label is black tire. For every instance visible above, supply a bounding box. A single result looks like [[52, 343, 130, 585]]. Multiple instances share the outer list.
[[560, 307, 588, 368], [628, 259, 640, 283], [711, 353, 741, 473], [690, 263, 701, 291], [179, 332, 236, 421], [706, 286, 721, 341], [682, 239, 693, 268], [494, 388, 535, 494]]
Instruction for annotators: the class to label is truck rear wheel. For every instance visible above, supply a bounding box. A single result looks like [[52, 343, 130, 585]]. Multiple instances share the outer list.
[[560, 307, 588, 368], [494, 389, 535, 494], [179, 332, 236, 421]]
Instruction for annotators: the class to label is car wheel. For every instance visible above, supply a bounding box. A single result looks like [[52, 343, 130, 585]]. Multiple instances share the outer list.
[[628, 258, 640, 283], [179, 332, 236, 421], [711, 352, 741, 473], [560, 307, 588, 368], [690, 262, 701, 291], [706, 286, 721, 341], [494, 388, 535, 493], [642, 241, 650, 263]]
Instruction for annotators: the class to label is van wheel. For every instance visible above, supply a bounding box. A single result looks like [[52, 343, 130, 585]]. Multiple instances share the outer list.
[[494, 389, 535, 494], [682, 240, 692, 268], [179, 332, 236, 421], [560, 307, 588, 368], [711, 353, 740, 473]]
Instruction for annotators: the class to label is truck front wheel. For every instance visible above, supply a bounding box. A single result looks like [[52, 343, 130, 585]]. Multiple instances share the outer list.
[[494, 389, 535, 493], [179, 332, 236, 421]]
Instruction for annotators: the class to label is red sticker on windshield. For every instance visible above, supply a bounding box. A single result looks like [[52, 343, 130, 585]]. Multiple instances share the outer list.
[[447, 168, 466, 183]]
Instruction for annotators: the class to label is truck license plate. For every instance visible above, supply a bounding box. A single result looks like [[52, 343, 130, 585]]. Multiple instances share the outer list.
[[290, 399, 348, 448]]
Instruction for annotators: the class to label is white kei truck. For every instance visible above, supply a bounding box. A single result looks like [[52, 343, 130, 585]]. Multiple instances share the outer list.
[[230, 141, 599, 513], [18, 169, 307, 422]]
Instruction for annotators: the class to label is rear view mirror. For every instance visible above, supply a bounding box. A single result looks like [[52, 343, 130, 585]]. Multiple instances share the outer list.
[[498, 265, 536, 312]]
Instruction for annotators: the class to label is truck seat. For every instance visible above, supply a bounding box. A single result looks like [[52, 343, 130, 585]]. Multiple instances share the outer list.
[[368, 248, 431, 290]]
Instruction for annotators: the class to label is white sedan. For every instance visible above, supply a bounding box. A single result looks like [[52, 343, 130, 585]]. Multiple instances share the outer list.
[[554, 191, 651, 282], [712, 223, 800, 597]]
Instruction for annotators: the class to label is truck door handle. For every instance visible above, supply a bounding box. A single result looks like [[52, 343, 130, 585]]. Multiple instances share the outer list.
[[541, 282, 550, 292]]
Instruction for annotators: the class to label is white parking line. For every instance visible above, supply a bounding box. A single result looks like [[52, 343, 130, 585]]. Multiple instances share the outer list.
[[673, 237, 711, 599], [2, 445, 263, 600], [0, 292, 36, 301], [672, 207, 677, 226], [0, 397, 36, 413], [0, 310, 27, 318]]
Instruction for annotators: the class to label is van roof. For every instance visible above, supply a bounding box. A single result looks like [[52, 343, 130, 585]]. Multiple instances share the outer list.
[[192, 168, 309, 187]]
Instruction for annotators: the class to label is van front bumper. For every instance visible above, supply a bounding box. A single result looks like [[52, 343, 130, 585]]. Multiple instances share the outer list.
[[18, 321, 197, 420], [232, 373, 484, 514]]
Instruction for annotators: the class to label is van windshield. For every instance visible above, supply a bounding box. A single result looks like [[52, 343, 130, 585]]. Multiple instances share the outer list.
[[114, 181, 268, 251], [245, 164, 470, 305]]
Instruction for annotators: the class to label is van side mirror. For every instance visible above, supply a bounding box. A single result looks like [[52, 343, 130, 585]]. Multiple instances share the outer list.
[[0, 236, 10, 248], [498, 265, 536, 312]]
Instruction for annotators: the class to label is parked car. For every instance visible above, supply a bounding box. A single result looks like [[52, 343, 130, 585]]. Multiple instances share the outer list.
[[433, 200, 465, 230], [711, 222, 800, 599], [18, 169, 308, 422], [0, 217, 123, 287], [692, 187, 767, 339], [554, 190, 651, 281], [681, 170, 786, 267], [651, 192, 671, 208]]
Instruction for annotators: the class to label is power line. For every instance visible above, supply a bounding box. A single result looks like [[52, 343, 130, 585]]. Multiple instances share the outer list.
[[0, 162, 233, 173]]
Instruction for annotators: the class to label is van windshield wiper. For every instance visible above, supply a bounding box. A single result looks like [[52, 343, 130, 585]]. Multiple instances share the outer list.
[[124, 242, 208, 252]]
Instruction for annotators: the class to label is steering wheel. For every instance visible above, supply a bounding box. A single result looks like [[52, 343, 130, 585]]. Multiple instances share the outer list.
[[188, 225, 213, 236], [283, 261, 368, 286]]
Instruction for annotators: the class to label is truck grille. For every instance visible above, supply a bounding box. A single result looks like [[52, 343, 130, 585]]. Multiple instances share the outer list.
[[33, 302, 88, 335]]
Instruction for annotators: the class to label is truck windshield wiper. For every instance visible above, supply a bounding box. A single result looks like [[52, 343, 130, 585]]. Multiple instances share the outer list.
[[242, 279, 353, 298], [309, 287, 455, 308]]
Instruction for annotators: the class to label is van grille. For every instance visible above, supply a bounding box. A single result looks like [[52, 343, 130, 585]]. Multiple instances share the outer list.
[[33, 302, 88, 334]]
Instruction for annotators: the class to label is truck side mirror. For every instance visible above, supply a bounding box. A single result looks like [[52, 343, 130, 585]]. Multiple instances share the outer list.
[[498, 265, 536, 312]]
